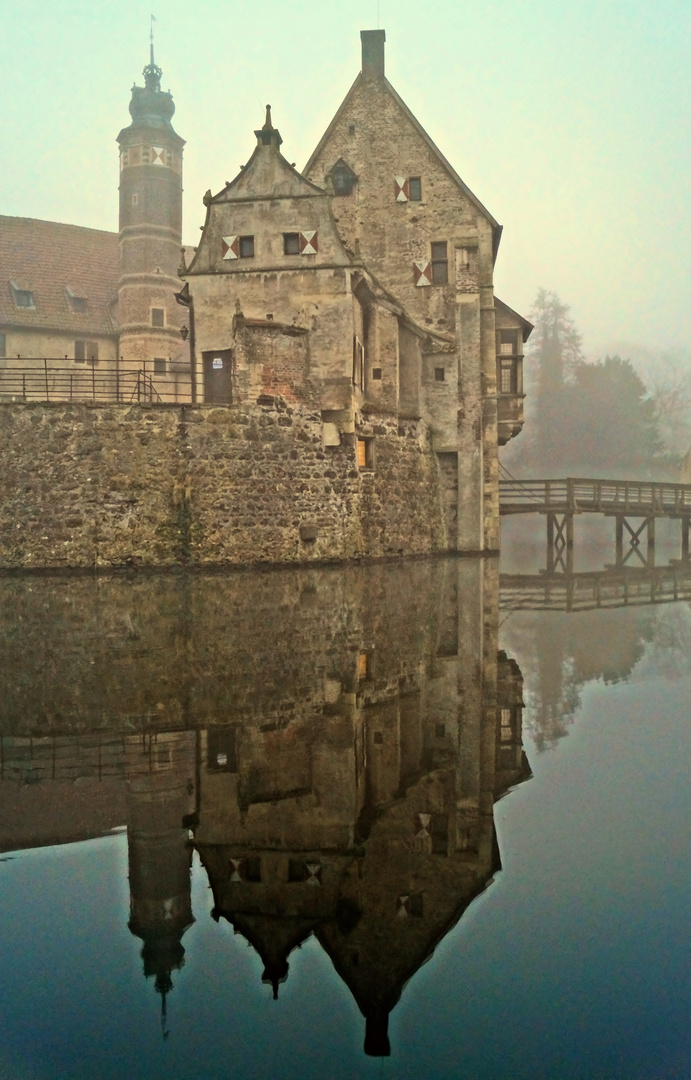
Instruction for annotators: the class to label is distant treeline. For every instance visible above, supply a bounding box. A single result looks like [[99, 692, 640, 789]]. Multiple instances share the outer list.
[[501, 289, 691, 480]]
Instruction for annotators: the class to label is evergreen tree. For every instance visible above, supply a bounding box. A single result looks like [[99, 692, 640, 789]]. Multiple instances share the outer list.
[[502, 289, 665, 478]]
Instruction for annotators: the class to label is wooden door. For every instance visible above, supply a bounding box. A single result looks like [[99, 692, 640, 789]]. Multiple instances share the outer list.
[[202, 349, 233, 404]]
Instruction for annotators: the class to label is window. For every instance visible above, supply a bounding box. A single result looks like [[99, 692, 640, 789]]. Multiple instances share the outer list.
[[0, 334, 5, 358], [10, 282, 35, 308], [357, 438, 373, 471], [434, 367, 445, 382], [283, 232, 300, 255], [435, 723, 446, 738], [153, 358, 167, 375], [331, 160, 357, 196], [408, 176, 422, 201], [239, 235, 255, 258], [65, 289, 87, 314], [151, 308, 165, 328], [358, 652, 369, 679], [353, 336, 365, 390], [349, 124, 356, 135], [499, 330, 518, 355], [207, 728, 238, 772], [431, 242, 448, 285], [260, 130, 272, 146], [373, 731, 384, 745], [75, 340, 99, 362], [500, 360, 514, 394], [372, 367, 382, 381]]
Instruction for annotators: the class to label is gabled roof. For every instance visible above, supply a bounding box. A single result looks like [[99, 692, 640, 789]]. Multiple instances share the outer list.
[[494, 296, 534, 342], [0, 217, 119, 337], [304, 73, 503, 259]]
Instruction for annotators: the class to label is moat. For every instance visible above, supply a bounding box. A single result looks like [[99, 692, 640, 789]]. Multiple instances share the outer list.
[[0, 555, 689, 1080]]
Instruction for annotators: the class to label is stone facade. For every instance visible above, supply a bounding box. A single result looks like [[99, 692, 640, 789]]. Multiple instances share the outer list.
[[0, 400, 445, 568], [0, 29, 532, 564], [183, 31, 531, 555]]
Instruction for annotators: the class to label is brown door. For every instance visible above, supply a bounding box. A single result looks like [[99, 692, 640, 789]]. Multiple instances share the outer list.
[[202, 349, 233, 403]]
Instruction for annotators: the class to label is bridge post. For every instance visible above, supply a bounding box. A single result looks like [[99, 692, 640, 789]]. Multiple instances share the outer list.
[[647, 516, 655, 567], [615, 516, 624, 565], [682, 519, 689, 561], [545, 512, 573, 574]]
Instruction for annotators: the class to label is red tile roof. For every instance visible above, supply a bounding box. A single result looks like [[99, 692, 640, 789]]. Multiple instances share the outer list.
[[0, 217, 119, 337]]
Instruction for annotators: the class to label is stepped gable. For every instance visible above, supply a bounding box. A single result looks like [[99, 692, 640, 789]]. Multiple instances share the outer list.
[[0, 216, 118, 336]]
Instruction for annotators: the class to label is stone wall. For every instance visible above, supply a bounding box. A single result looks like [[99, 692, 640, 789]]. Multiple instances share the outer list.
[[0, 399, 451, 571]]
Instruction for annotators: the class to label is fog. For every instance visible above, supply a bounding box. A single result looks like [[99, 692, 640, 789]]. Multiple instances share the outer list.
[[4, 0, 689, 360]]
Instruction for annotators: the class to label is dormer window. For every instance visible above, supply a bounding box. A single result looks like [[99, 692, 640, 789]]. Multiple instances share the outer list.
[[65, 288, 87, 314], [9, 281, 35, 309], [330, 159, 357, 196]]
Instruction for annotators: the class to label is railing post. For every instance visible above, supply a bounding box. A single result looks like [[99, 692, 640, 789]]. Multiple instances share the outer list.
[[682, 519, 690, 562], [44, 358, 49, 402]]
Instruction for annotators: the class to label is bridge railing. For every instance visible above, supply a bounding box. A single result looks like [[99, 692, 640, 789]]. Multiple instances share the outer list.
[[500, 477, 691, 515]]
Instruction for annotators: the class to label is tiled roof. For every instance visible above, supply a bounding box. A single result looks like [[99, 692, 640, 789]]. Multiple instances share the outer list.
[[0, 217, 119, 337]]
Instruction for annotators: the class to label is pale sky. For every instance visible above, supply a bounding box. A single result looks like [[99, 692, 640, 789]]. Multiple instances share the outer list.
[[3, 0, 689, 364]]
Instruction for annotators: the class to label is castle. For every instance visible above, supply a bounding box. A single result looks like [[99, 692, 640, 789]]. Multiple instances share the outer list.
[[0, 30, 531, 564]]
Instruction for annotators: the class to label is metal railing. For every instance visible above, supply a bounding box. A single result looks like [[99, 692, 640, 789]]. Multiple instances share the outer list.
[[500, 477, 691, 517], [0, 361, 193, 404]]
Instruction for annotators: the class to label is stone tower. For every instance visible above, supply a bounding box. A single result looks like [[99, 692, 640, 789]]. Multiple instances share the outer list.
[[116, 46, 185, 372]]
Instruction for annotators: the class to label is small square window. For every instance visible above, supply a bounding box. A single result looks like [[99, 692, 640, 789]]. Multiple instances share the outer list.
[[151, 308, 165, 327], [153, 357, 167, 375], [283, 233, 300, 255], [434, 367, 445, 382], [239, 235, 255, 258], [371, 368, 382, 381], [71, 296, 87, 313], [409, 176, 422, 201], [260, 130, 272, 146]]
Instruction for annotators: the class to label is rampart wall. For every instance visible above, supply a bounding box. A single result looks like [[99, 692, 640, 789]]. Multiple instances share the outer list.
[[0, 399, 449, 570]]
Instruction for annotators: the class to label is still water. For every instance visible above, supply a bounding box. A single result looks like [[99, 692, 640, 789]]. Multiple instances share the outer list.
[[0, 557, 689, 1080]]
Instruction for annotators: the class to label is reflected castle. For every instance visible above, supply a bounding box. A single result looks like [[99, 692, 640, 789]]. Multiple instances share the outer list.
[[0, 559, 528, 1056]]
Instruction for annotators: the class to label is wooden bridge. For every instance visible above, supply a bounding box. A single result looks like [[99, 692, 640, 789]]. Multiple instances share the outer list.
[[500, 564, 691, 613], [500, 477, 691, 571]]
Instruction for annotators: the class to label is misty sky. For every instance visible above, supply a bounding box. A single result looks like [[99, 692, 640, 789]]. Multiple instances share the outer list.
[[3, 0, 688, 365]]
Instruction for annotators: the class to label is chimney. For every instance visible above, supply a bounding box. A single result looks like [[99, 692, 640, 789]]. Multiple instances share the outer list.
[[361, 29, 386, 81]]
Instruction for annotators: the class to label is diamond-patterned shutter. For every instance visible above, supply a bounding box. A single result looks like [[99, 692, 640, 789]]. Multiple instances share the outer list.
[[394, 176, 409, 202], [413, 260, 432, 286], [300, 230, 318, 255], [222, 236, 239, 261]]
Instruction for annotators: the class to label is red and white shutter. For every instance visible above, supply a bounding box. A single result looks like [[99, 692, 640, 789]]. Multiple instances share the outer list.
[[151, 146, 166, 166], [221, 236, 239, 260], [300, 230, 318, 255], [395, 176, 409, 202], [413, 260, 432, 286]]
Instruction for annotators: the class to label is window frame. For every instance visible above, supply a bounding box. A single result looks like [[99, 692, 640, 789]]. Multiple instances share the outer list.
[[239, 235, 255, 258], [151, 307, 165, 328], [283, 232, 301, 255], [431, 241, 449, 285], [408, 176, 422, 201]]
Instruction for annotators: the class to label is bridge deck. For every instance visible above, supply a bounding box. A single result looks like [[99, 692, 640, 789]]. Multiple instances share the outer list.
[[500, 477, 691, 517], [500, 565, 691, 612]]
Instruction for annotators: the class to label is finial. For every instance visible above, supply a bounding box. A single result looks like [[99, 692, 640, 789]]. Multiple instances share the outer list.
[[263, 104, 273, 130], [143, 14, 162, 90]]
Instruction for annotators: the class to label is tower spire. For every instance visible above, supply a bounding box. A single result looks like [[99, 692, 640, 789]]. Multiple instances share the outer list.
[[144, 14, 162, 90]]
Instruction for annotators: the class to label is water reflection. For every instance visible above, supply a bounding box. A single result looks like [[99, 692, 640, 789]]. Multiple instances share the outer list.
[[0, 559, 530, 1057]]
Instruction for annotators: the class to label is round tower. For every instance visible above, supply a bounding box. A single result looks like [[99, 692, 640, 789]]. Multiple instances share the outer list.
[[116, 47, 185, 377]]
